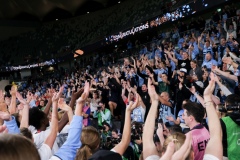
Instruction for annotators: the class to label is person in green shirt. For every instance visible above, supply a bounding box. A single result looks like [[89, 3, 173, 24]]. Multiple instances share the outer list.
[[220, 94, 240, 160], [93, 101, 111, 127]]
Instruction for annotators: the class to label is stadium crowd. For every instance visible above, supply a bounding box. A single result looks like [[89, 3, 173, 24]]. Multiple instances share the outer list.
[[0, 2, 240, 160]]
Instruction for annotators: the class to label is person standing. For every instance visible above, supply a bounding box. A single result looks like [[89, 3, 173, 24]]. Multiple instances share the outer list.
[[182, 101, 210, 160]]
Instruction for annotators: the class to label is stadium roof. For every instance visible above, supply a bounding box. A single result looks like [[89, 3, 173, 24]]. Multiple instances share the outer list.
[[0, 0, 126, 22]]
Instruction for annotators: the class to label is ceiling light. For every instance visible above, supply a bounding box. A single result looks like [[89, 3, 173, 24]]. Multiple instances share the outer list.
[[56, 19, 58, 21], [87, 12, 90, 14], [118, 1, 121, 3]]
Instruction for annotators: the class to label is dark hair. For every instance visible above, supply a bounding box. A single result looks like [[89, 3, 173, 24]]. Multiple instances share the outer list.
[[161, 72, 168, 77], [93, 91, 99, 98], [183, 102, 205, 123], [169, 125, 183, 134], [98, 101, 105, 105], [225, 94, 240, 106], [112, 129, 118, 134], [29, 107, 48, 130], [191, 60, 197, 64], [221, 37, 226, 41], [20, 127, 33, 140]]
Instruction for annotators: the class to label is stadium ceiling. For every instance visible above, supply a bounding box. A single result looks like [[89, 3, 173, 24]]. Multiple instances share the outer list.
[[0, 0, 125, 22]]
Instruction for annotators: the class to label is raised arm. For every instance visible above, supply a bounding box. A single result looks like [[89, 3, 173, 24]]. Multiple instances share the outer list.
[[166, 50, 178, 64], [0, 91, 8, 112], [58, 87, 83, 132], [112, 93, 139, 155], [198, 35, 203, 51], [142, 78, 159, 159], [44, 92, 59, 149], [214, 76, 232, 96], [16, 92, 29, 129], [0, 111, 20, 134], [121, 84, 127, 102], [213, 67, 238, 81], [223, 21, 227, 32], [156, 123, 165, 148], [43, 89, 53, 115], [58, 98, 73, 123], [9, 85, 17, 114], [158, 95, 172, 107], [54, 81, 89, 160], [189, 86, 205, 107], [203, 73, 222, 159]]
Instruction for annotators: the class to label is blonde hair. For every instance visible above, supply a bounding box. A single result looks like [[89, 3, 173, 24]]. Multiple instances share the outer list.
[[162, 132, 186, 153], [75, 126, 100, 160]]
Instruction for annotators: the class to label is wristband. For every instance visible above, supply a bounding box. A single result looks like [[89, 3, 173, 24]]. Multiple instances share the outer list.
[[204, 101, 213, 105]]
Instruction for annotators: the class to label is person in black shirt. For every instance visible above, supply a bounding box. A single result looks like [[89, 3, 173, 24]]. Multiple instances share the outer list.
[[166, 50, 191, 73]]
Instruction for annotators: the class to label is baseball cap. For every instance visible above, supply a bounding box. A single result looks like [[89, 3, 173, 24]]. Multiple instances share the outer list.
[[179, 68, 187, 73]]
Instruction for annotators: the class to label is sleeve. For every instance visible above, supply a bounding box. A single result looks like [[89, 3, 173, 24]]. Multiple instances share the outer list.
[[101, 110, 111, 122], [137, 68, 148, 79], [54, 115, 83, 160], [86, 107, 91, 115], [219, 75, 236, 91], [4, 116, 20, 134], [219, 84, 232, 96], [228, 52, 240, 62], [32, 128, 51, 149], [38, 143, 52, 160]]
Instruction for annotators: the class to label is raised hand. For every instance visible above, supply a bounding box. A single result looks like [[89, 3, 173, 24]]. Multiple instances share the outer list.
[[204, 72, 216, 99], [127, 93, 139, 112], [10, 85, 17, 96], [58, 98, 71, 111], [16, 92, 28, 105], [52, 93, 59, 102], [76, 81, 89, 104], [147, 78, 158, 101], [156, 123, 164, 137], [189, 86, 196, 94], [26, 91, 33, 103]]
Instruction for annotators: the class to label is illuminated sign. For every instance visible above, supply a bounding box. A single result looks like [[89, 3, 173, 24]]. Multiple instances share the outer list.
[[9, 60, 55, 71], [110, 23, 149, 41]]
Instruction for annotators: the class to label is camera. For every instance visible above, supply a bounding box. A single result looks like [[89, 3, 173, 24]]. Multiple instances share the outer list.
[[131, 123, 143, 141], [218, 103, 240, 113], [102, 137, 121, 150], [97, 106, 102, 110]]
